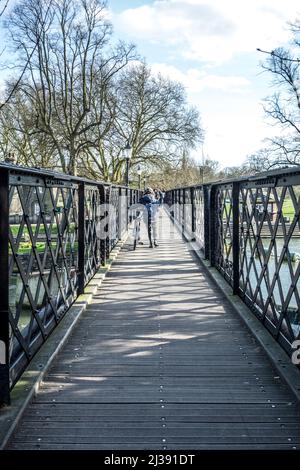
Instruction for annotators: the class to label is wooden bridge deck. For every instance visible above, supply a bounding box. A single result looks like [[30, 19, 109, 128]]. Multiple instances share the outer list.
[[6, 211, 300, 450]]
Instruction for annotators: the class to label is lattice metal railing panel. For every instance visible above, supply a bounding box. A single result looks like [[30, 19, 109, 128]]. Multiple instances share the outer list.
[[119, 188, 128, 240], [183, 188, 192, 234], [194, 186, 205, 250], [84, 185, 101, 284], [109, 186, 121, 251], [0, 165, 135, 402], [239, 181, 300, 346], [178, 189, 184, 226], [8, 175, 79, 384], [165, 172, 300, 357], [174, 190, 179, 220], [215, 184, 234, 284]]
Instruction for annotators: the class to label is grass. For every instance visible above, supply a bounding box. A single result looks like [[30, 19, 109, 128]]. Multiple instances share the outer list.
[[282, 199, 296, 218], [222, 198, 297, 220], [10, 224, 76, 239], [9, 241, 78, 255], [16, 242, 49, 254], [9, 222, 78, 254]]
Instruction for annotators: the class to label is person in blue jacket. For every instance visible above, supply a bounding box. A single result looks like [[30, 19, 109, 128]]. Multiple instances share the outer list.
[[139, 187, 162, 248]]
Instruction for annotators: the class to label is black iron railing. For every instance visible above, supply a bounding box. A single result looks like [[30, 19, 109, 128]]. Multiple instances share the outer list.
[[0, 163, 140, 405], [166, 168, 300, 358]]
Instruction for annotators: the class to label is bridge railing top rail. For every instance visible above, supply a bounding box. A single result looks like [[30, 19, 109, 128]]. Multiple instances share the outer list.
[[168, 166, 300, 192], [0, 163, 130, 190]]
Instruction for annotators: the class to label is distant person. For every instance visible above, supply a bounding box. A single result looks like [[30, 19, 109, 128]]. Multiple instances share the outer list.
[[154, 188, 165, 203], [159, 188, 166, 203], [139, 187, 162, 248]]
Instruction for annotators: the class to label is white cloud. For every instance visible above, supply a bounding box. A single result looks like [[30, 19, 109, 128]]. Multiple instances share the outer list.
[[111, 1, 299, 167], [150, 63, 251, 93], [202, 111, 274, 167], [114, 0, 300, 63], [146, 61, 277, 167], [148, 62, 266, 167]]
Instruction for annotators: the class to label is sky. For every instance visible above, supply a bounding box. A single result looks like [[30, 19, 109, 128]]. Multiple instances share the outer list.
[[0, 0, 299, 168], [107, 0, 300, 168]]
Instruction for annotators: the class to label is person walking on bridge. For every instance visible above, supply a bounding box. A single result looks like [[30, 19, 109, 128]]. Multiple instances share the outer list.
[[139, 187, 162, 248]]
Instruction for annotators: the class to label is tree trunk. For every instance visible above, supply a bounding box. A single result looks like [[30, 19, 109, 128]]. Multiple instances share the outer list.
[[68, 140, 77, 176]]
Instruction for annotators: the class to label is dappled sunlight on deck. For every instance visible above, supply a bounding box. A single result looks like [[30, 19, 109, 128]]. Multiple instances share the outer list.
[[6, 210, 300, 450]]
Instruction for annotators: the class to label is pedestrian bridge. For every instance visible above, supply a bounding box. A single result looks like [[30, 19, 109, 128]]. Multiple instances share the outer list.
[[0, 164, 300, 450]]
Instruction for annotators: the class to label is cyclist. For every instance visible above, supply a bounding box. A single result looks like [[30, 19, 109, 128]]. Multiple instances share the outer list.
[[139, 187, 162, 248]]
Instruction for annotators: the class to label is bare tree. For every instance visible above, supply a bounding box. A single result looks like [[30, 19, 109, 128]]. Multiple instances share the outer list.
[[243, 149, 272, 172], [259, 40, 300, 167], [6, 0, 135, 174], [0, 83, 58, 167], [0, 0, 56, 113], [84, 62, 203, 183], [2, 2, 202, 180], [0, 0, 9, 17]]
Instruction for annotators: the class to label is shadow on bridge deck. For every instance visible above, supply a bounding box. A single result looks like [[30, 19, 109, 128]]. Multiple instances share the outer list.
[[6, 211, 300, 450]]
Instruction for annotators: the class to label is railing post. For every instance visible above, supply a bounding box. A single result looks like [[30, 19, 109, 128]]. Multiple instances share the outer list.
[[77, 182, 85, 296], [128, 188, 132, 224], [118, 187, 122, 240], [129, 187, 133, 206], [232, 181, 240, 295], [173, 190, 177, 219], [191, 187, 196, 241], [106, 187, 110, 260], [99, 185, 107, 266], [169, 190, 173, 217], [203, 185, 210, 260], [209, 185, 217, 267], [125, 188, 131, 228], [176, 189, 179, 220], [181, 189, 185, 233], [0, 168, 10, 406]]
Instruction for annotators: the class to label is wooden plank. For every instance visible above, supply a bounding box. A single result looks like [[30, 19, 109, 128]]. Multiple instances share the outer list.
[[8, 443, 298, 450], [6, 210, 300, 450], [8, 434, 300, 445], [48, 365, 281, 376]]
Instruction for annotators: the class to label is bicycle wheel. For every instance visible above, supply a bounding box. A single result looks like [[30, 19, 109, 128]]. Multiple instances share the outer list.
[[133, 230, 137, 250], [133, 220, 140, 250]]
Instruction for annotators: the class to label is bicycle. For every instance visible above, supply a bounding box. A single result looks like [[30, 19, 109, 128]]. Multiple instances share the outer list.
[[133, 212, 142, 250]]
